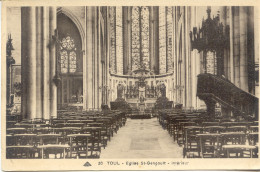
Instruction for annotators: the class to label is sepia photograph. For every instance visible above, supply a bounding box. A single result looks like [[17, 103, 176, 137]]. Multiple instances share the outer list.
[[1, 0, 260, 171]]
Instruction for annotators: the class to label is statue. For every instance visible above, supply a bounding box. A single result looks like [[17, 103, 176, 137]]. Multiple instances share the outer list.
[[139, 94, 145, 103], [117, 84, 124, 99]]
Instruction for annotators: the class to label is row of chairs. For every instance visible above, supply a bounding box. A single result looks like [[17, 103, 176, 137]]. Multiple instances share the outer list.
[[158, 111, 259, 158], [6, 111, 127, 159]]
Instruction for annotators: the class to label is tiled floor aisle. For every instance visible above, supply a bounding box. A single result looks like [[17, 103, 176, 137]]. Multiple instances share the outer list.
[[100, 118, 183, 158]]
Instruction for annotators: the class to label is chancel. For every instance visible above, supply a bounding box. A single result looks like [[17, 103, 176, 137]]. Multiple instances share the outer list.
[[5, 6, 259, 159]]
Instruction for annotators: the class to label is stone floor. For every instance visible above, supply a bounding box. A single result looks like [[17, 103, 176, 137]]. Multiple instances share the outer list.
[[100, 118, 183, 158]]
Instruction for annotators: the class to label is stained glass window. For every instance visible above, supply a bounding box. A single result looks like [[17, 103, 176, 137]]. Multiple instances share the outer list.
[[131, 6, 141, 71], [116, 7, 123, 74], [109, 7, 116, 74], [141, 6, 150, 70], [166, 7, 173, 72], [131, 6, 150, 71], [60, 36, 77, 74], [159, 7, 167, 74]]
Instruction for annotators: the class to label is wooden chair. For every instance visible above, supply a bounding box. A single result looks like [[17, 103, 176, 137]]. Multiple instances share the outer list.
[[14, 134, 37, 146], [81, 127, 101, 158], [197, 133, 222, 158], [7, 134, 38, 158], [179, 122, 197, 145], [202, 122, 219, 127], [222, 145, 256, 158], [68, 134, 91, 158], [6, 145, 36, 159], [203, 126, 225, 133], [249, 126, 258, 132], [225, 126, 247, 133], [183, 126, 202, 158], [37, 144, 70, 159], [221, 132, 246, 145], [7, 128, 27, 135], [6, 135, 15, 146], [37, 134, 67, 159], [220, 132, 247, 158], [248, 132, 258, 158]]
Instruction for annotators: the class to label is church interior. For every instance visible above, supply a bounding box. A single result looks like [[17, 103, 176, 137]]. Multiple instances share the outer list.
[[5, 6, 259, 159]]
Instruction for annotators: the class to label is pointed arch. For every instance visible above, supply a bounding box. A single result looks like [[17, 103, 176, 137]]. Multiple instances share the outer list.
[[57, 7, 85, 49]]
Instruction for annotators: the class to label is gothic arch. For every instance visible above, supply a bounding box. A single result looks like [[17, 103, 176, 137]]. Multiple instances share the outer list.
[[57, 7, 85, 49]]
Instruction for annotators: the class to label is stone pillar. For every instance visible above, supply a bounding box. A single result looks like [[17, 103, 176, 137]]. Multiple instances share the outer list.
[[36, 7, 43, 119], [127, 8, 132, 73], [186, 7, 192, 109], [21, 7, 37, 119], [239, 7, 248, 91], [172, 7, 177, 104], [84, 7, 94, 110], [229, 7, 234, 83], [42, 7, 50, 119], [191, 7, 197, 109], [105, 8, 109, 106], [21, 8, 28, 119], [49, 7, 57, 119], [233, 7, 240, 87], [181, 7, 185, 106], [94, 7, 98, 109], [150, 7, 155, 73], [98, 8, 102, 109], [123, 7, 129, 74], [254, 7, 259, 96]]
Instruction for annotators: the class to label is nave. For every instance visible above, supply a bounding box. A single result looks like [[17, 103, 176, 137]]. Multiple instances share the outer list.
[[101, 118, 182, 158], [5, 6, 259, 161]]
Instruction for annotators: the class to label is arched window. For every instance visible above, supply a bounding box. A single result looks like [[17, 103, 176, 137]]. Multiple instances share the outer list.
[[60, 35, 77, 73], [131, 6, 150, 71]]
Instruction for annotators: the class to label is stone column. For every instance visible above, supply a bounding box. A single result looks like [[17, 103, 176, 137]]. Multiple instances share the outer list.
[[36, 7, 43, 119], [98, 8, 102, 109], [229, 7, 234, 83], [233, 7, 240, 87], [186, 7, 192, 109], [239, 7, 248, 91], [127, 8, 132, 73], [42, 7, 50, 119], [191, 7, 197, 109], [94, 7, 98, 109], [21, 8, 28, 119], [84, 7, 94, 110], [49, 7, 57, 118], [21, 7, 37, 120], [105, 8, 109, 106], [181, 7, 185, 106], [254, 7, 259, 96], [172, 7, 177, 104], [150, 7, 154, 73]]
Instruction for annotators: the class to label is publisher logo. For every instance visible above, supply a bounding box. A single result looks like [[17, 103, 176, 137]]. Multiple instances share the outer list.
[[83, 162, 92, 167]]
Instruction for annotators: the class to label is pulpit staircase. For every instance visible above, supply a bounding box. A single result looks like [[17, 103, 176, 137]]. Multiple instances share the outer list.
[[197, 73, 258, 120]]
